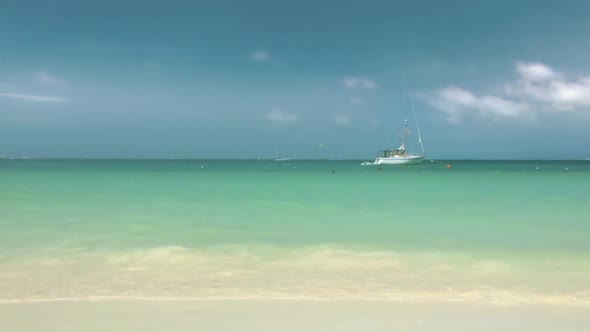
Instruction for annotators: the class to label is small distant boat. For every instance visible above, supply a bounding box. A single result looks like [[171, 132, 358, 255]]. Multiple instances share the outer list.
[[363, 84, 425, 166], [273, 147, 292, 161]]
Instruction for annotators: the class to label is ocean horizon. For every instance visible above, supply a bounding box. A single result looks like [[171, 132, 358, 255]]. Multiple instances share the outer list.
[[2, 157, 590, 161]]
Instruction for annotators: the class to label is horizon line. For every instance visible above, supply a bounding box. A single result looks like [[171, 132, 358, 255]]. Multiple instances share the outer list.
[[1, 158, 589, 162]]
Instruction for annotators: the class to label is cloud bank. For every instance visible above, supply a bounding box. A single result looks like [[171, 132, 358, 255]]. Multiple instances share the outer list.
[[424, 62, 590, 123]]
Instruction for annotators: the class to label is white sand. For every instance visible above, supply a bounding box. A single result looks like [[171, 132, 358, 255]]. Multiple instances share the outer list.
[[1, 300, 589, 332]]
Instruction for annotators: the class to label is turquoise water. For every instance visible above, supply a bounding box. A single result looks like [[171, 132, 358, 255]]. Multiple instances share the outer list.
[[1, 160, 589, 304]]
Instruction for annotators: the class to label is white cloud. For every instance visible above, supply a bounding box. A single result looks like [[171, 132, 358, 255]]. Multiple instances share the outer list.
[[426, 62, 590, 123], [507, 63, 590, 111], [516, 62, 559, 82], [332, 114, 351, 125], [0, 93, 69, 103], [33, 71, 67, 87], [267, 109, 299, 124], [342, 77, 378, 89], [478, 95, 529, 118], [250, 50, 272, 63], [426, 87, 529, 124]]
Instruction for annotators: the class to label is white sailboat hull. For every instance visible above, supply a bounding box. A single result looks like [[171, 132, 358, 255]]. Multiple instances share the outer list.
[[364, 155, 424, 165], [363, 88, 426, 166]]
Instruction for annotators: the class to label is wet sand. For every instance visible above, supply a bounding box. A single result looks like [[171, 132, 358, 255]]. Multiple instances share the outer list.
[[1, 299, 589, 332]]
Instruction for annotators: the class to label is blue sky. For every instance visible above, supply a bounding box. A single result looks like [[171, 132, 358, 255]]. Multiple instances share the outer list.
[[1, 0, 590, 159]]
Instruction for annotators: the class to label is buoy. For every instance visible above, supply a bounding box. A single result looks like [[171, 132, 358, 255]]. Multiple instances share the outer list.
[[446, 164, 452, 169]]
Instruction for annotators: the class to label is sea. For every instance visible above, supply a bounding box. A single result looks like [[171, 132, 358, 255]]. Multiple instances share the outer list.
[[1, 159, 589, 305]]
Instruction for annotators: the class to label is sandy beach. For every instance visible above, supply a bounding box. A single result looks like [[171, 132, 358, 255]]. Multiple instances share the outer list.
[[2, 299, 590, 332]]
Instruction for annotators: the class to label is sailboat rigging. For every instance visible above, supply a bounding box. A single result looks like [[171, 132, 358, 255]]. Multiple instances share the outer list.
[[362, 84, 425, 166]]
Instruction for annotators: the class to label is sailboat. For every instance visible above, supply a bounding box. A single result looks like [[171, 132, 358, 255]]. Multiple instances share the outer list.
[[273, 147, 293, 162], [362, 89, 425, 166]]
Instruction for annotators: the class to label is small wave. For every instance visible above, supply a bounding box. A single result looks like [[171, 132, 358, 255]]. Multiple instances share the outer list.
[[1, 244, 589, 307], [2, 292, 590, 307]]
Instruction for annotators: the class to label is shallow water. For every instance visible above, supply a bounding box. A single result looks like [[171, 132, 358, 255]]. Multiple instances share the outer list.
[[1, 160, 589, 304]]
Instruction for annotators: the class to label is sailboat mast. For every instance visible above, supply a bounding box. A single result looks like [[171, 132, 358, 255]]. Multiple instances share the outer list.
[[410, 93, 425, 156], [401, 76, 408, 148], [402, 75, 425, 156], [401, 119, 408, 147]]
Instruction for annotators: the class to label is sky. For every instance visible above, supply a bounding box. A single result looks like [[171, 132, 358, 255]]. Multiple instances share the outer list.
[[1, 0, 590, 159]]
